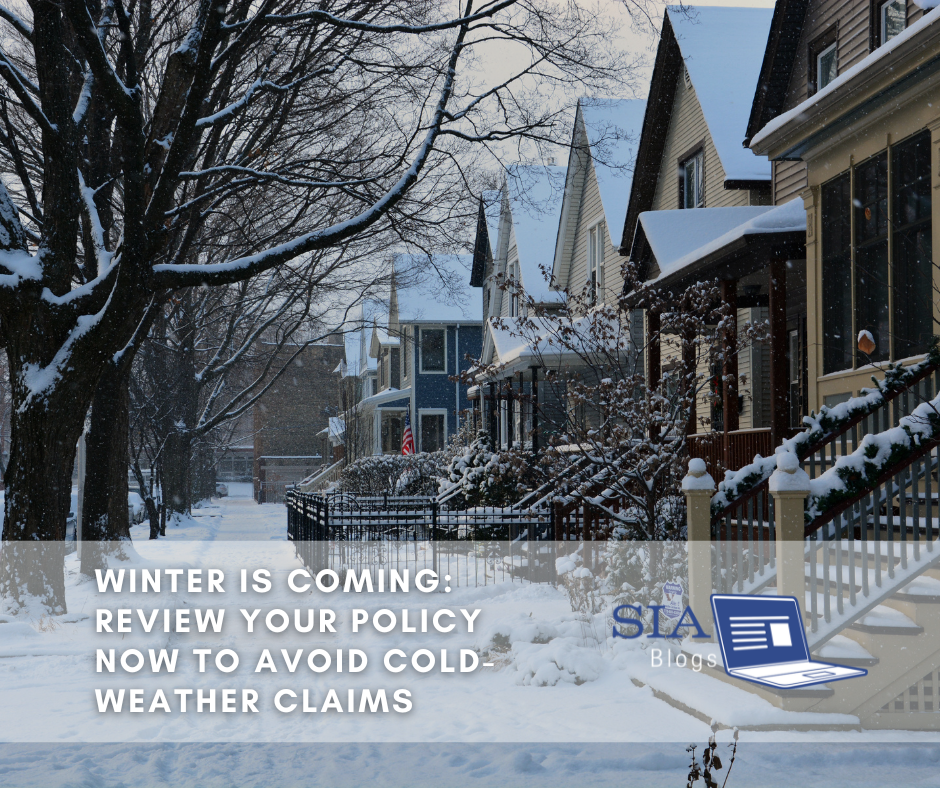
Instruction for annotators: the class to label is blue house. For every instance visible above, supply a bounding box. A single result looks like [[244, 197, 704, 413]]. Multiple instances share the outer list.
[[366, 254, 483, 454]]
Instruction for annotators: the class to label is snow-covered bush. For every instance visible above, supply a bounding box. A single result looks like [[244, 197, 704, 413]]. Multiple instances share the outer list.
[[437, 431, 531, 508], [338, 452, 445, 496]]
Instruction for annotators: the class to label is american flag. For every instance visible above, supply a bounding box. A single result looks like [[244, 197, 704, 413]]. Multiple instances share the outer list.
[[401, 409, 415, 455]]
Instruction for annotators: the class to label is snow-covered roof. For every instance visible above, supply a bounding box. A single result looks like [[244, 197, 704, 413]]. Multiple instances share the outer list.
[[750, 6, 940, 151], [393, 253, 482, 323], [578, 98, 646, 240], [670, 5, 773, 182], [640, 199, 805, 284], [506, 165, 567, 303], [342, 331, 360, 377], [355, 386, 411, 411]]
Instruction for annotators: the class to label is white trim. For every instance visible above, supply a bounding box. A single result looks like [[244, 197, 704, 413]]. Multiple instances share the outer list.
[[418, 326, 448, 374], [418, 408, 448, 453], [587, 219, 606, 301]]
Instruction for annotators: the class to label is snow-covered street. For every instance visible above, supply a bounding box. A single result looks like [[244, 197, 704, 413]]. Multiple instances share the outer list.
[[1, 490, 939, 785]]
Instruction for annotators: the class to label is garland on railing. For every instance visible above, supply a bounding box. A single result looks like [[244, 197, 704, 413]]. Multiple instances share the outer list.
[[711, 341, 940, 518], [805, 394, 940, 525]]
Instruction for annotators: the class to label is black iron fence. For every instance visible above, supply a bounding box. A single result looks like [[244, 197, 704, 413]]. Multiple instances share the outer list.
[[286, 490, 561, 586]]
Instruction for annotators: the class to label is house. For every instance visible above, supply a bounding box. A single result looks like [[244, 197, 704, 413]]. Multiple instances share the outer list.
[[251, 336, 345, 501], [471, 164, 567, 449], [619, 5, 807, 475], [362, 253, 483, 455], [747, 0, 938, 417]]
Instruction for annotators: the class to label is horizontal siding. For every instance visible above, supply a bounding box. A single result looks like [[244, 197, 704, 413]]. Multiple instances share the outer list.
[[567, 158, 622, 306], [782, 0, 918, 115], [652, 66, 749, 212], [774, 159, 808, 205]]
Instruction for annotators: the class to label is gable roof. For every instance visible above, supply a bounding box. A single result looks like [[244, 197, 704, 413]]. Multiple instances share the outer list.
[[392, 253, 481, 324], [743, 0, 811, 147], [620, 5, 773, 252], [672, 6, 774, 182], [506, 164, 567, 303], [470, 190, 502, 287], [552, 98, 645, 289]]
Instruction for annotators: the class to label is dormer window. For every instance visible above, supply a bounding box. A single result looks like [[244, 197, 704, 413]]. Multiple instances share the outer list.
[[878, 0, 906, 46], [680, 150, 704, 209]]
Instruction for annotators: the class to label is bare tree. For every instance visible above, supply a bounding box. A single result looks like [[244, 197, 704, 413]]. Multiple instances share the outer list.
[[0, 0, 634, 614]]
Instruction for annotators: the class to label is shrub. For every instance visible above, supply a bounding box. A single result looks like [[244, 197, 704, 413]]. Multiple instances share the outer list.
[[438, 431, 531, 508], [338, 452, 445, 496]]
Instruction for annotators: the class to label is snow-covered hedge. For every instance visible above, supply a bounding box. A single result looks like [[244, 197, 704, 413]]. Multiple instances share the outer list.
[[437, 431, 530, 508], [338, 453, 445, 496], [712, 345, 940, 516]]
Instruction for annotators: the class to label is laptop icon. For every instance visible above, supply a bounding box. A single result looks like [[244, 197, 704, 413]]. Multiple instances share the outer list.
[[711, 594, 867, 689]]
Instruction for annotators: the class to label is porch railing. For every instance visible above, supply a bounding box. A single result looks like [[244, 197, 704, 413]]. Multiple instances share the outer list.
[[711, 352, 940, 597]]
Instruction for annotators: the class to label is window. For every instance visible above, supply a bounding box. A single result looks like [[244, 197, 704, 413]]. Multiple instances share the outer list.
[[891, 131, 932, 358], [680, 150, 704, 209], [378, 350, 387, 389], [820, 130, 932, 374], [874, 0, 906, 47], [390, 347, 400, 389], [588, 223, 605, 302], [380, 410, 404, 454], [402, 329, 411, 381], [419, 328, 446, 372], [816, 43, 838, 91], [420, 412, 445, 453]]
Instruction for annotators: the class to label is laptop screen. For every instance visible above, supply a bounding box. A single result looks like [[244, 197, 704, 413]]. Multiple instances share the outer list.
[[711, 595, 810, 670]]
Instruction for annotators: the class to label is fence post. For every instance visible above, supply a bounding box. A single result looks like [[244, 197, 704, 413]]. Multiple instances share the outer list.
[[769, 451, 810, 620], [682, 458, 715, 638], [431, 500, 438, 577]]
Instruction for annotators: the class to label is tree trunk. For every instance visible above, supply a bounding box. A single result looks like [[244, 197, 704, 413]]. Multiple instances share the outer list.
[[0, 395, 87, 615], [80, 358, 133, 576], [162, 430, 192, 516]]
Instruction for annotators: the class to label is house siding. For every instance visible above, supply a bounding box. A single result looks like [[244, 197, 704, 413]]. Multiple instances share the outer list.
[[566, 157, 621, 305], [651, 66, 751, 213], [772, 1, 922, 206]]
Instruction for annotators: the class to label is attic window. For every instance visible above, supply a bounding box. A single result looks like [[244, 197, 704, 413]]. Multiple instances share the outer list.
[[683, 64, 692, 90], [679, 150, 704, 209]]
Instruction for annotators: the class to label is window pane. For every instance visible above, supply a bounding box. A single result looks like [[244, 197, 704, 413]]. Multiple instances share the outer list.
[[883, 0, 905, 43], [391, 348, 400, 389], [421, 414, 444, 453], [822, 173, 853, 374], [421, 329, 445, 371], [855, 153, 890, 362], [818, 45, 837, 90], [893, 131, 933, 359]]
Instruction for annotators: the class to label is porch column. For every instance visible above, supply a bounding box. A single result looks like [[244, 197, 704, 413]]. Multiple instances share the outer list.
[[516, 371, 524, 447], [506, 376, 514, 449], [769, 451, 810, 618], [721, 279, 739, 468], [682, 458, 715, 639], [769, 255, 788, 448], [648, 309, 661, 441], [488, 382, 497, 447], [682, 327, 697, 436], [530, 366, 540, 455]]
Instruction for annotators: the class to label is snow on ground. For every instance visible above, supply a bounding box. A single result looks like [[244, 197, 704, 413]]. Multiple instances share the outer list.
[[1, 491, 939, 785]]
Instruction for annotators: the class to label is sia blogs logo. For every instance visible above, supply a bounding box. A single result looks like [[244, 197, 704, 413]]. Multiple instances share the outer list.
[[611, 594, 715, 673]]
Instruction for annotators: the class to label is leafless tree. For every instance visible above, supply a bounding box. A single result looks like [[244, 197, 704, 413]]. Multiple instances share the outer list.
[[0, 0, 636, 614]]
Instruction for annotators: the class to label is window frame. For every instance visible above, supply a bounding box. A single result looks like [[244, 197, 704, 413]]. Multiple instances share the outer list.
[[678, 148, 704, 209], [809, 27, 839, 96], [418, 326, 447, 374], [418, 409, 447, 453], [871, 0, 906, 49], [379, 408, 406, 455]]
